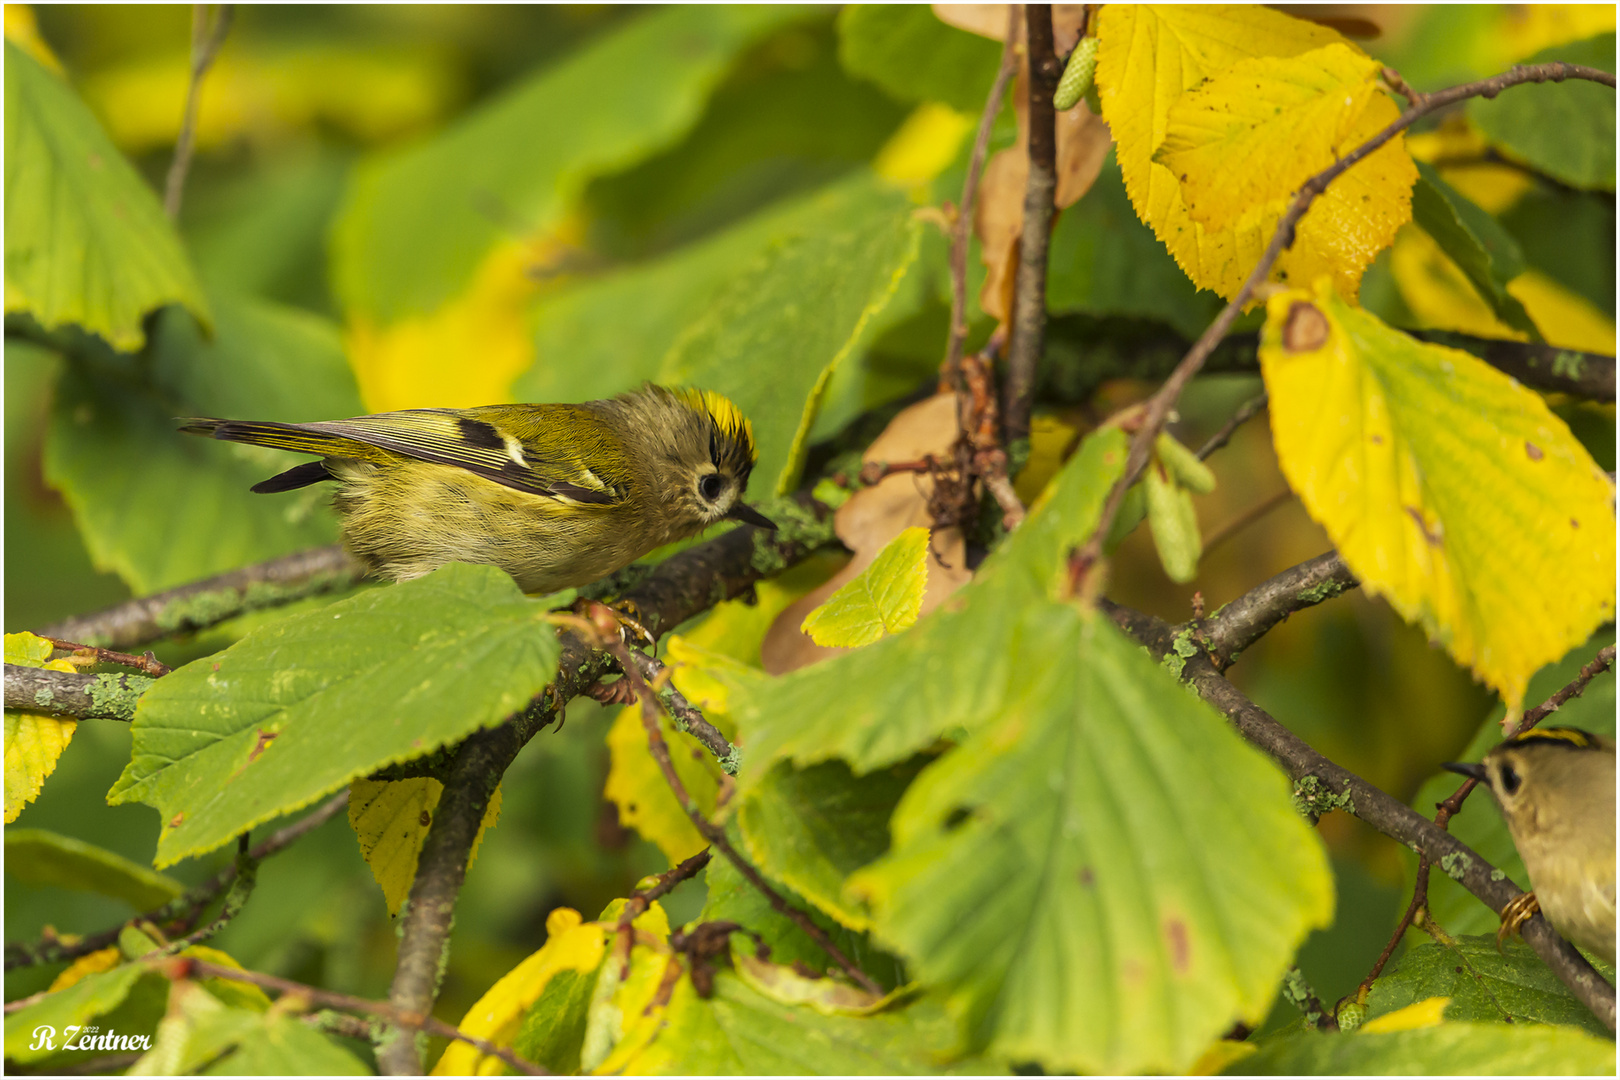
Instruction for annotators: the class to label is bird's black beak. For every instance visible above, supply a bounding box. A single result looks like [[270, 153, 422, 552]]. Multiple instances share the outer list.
[[1442, 761, 1488, 782], [727, 502, 777, 530]]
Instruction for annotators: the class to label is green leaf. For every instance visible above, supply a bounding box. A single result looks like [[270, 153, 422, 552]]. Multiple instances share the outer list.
[[801, 526, 930, 648], [736, 757, 928, 931], [202, 1013, 368, 1075], [3, 42, 209, 351], [1408, 633, 1616, 936], [3, 963, 151, 1062], [512, 966, 600, 1075], [699, 837, 905, 990], [332, 6, 811, 323], [728, 428, 1129, 786], [1145, 459, 1201, 583], [659, 184, 921, 494], [5, 829, 184, 910], [846, 607, 1333, 1073], [835, 5, 1004, 112], [519, 172, 909, 408], [44, 290, 364, 593], [107, 564, 565, 866], [600, 964, 997, 1075], [1366, 936, 1613, 1037], [1411, 161, 1537, 335], [1467, 34, 1616, 192], [1233, 1022, 1617, 1075], [1498, 185, 1615, 318], [1045, 152, 1223, 340]]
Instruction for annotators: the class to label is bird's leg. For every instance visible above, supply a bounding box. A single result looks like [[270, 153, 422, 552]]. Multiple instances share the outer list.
[[570, 596, 654, 648], [1497, 891, 1541, 950]]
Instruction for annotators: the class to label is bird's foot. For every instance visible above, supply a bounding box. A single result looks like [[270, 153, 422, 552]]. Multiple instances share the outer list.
[[571, 597, 654, 649], [586, 677, 638, 706], [1497, 891, 1540, 950]]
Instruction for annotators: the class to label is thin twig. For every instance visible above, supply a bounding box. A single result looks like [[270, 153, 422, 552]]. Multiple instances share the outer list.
[[943, 5, 1020, 392], [602, 622, 883, 997], [1518, 644, 1617, 732], [626, 652, 737, 774], [1201, 488, 1293, 556], [1195, 392, 1269, 461], [171, 958, 547, 1076], [1003, 3, 1062, 448], [43, 638, 170, 677], [616, 848, 712, 977], [1069, 60, 1620, 592], [1356, 855, 1431, 1005], [5, 793, 346, 971], [163, 4, 234, 219]]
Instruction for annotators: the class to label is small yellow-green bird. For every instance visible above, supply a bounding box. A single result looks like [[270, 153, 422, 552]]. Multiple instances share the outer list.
[[182, 384, 775, 594], [1445, 726, 1616, 964]]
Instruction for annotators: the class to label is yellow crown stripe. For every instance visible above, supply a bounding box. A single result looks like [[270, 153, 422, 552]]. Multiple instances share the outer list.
[[677, 387, 757, 463], [1510, 726, 1599, 749]]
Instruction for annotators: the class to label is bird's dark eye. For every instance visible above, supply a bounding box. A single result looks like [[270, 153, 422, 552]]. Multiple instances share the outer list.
[[1498, 763, 1522, 795], [699, 474, 724, 501]]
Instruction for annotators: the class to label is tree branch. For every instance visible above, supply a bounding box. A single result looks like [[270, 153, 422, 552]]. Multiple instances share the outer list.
[[1069, 61, 1620, 586], [942, 6, 1019, 391], [34, 544, 365, 650], [1003, 3, 1061, 448], [1410, 332, 1616, 403], [1195, 392, 1268, 461], [4, 666, 155, 721], [1200, 551, 1358, 669], [163, 4, 233, 219]]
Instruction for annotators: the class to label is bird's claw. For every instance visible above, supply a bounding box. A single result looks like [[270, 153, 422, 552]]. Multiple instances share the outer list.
[[1497, 891, 1540, 950]]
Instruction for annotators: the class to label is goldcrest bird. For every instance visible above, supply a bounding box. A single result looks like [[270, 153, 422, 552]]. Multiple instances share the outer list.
[[1444, 727, 1616, 964], [181, 384, 776, 594]]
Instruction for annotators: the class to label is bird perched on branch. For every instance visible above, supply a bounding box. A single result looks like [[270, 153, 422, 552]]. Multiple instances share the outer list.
[[182, 384, 775, 594], [1445, 726, 1616, 964]]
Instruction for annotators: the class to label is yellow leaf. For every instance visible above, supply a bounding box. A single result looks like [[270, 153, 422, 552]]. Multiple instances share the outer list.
[[433, 907, 608, 1077], [1012, 412, 1082, 506], [604, 706, 722, 865], [1259, 281, 1616, 711], [1097, 5, 1414, 301], [800, 526, 930, 647], [1389, 226, 1526, 341], [1155, 43, 1384, 232], [348, 777, 503, 916], [3, 4, 61, 74], [873, 102, 973, 188], [1361, 995, 1451, 1033], [1507, 270, 1618, 354], [181, 944, 274, 1012], [5, 633, 79, 824], [346, 237, 560, 412], [48, 946, 122, 992], [1495, 5, 1616, 65], [1187, 1038, 1258, 1075]]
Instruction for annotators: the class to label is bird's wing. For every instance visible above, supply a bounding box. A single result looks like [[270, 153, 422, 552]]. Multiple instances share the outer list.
[[186, 407, 630, 505]]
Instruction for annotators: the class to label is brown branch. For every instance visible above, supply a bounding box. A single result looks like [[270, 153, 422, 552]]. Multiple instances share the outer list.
[[1069, 60, 1620, 590], [163, 4, 234, 219], [4, 666, 154, 721], [602, 625, 882, 998], [1195, 392, 1268, 461], [35, 544, 365, 650], [626, 651, 736, 774], [5, 793, 347, 971], [1003, 3, 1061, 448], [172, 958, 546, 1076], [615, 848, 712, 977], [1519, 644, 1617, 732], [942, 5, 1020, 392], [42, 638, 170, 677], [1200, 551, 1358, 669], [1410, 332, 1615, 403], [1356, 856, 1430, 1003]]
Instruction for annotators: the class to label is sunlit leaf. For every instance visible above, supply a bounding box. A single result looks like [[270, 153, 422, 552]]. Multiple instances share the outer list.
[[348, 777, 503, 916], [3, 962, 151, 1063], [1508, 270, 1618, 353], [435, 907, 608, 1076], [1258, 282, 1616, 709], [1096, 5, 1415, 301], [847, 606, 1333, 1073], [4, 41, 209, 351], [801, 526, 929, 648], [603, 702, 728, 866], [129, 979, 366, 1076], [1154, 43, 1385, 232], [107, 564, 564, 866], [4, 631, 79, 823], [5, 829, 184, 910]]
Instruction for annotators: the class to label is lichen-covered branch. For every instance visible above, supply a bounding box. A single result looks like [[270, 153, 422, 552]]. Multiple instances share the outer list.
[[35, 544, 365, 650], [4, 665, 154, 721], [1201, 551, 1358, 668]]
